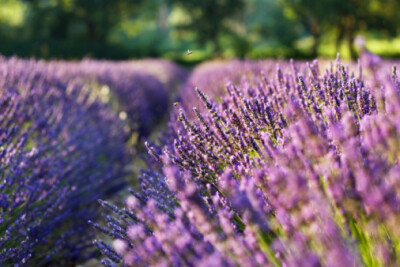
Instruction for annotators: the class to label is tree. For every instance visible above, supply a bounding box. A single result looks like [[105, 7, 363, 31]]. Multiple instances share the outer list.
[[167, 0, 245, 55], [282, 0, 400, 59], [246, 0, 301, 48], [281, 0, 340, 57], [20, 0, 142, 43]]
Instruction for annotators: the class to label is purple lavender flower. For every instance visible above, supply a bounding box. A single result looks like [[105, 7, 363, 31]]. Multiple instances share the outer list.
[[95, 57, 400, 267], [0, 56, 184, 265]]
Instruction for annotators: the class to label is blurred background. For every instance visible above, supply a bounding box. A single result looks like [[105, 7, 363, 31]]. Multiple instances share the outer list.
[[1, 0, 400, 64]]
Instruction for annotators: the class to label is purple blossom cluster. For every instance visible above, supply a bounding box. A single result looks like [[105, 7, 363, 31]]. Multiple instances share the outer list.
[[95, 57, 400, 266], [0, 56, 184, 265], [178, 60, 265, 116]]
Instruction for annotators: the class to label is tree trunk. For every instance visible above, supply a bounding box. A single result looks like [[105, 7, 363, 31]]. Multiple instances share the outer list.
[[345, 16, 357, 59], [347, 30, 357, 59]]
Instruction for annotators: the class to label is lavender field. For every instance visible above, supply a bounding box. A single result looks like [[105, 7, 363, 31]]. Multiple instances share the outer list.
[[1, 55, 400, 267]]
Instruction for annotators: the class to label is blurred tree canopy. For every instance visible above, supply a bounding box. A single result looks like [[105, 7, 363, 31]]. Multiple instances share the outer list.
[[0, 0, 400, 61], [20, 0, 142, 42], [166, 0, 245, 55], [283, 0, 400, 58]]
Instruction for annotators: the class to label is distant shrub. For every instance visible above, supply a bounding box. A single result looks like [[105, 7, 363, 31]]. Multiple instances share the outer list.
[[50, 59, 187, 138]]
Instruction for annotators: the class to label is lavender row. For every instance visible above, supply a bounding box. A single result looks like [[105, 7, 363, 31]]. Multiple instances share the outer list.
[[178, 60, 265, 117], [95, 57, 400, 266], [0, 57, 185, 265], [48, 59, 187, 138]]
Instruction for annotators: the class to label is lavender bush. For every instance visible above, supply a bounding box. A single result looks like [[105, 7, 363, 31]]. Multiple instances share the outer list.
[[48, 59, 187, 138], [0, 56, 184, 265], [178, 60, 265, 116], [95, 57, 400, 266]]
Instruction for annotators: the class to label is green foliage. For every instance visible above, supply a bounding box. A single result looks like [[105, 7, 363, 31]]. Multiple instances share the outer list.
[[167, 0, 245, 55], [282, 0, 400, 58], [20, 0, 142, 42], [0, 0, 400, 59]]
